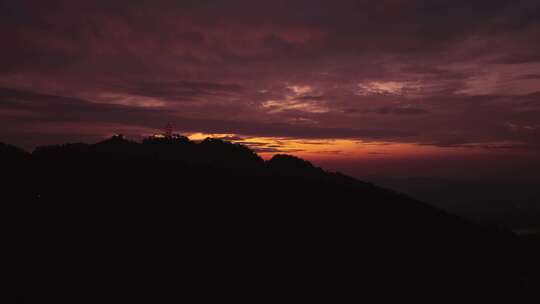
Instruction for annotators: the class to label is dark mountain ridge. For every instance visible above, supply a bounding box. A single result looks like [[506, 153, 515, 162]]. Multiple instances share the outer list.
[[4, 136, 538, 302]]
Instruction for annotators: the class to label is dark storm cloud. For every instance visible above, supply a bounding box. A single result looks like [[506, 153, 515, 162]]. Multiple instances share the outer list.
[[1, 0, 540, 152]]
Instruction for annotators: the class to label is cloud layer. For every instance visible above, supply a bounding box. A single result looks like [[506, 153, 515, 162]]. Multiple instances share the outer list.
[[1, 0, 540, 157]]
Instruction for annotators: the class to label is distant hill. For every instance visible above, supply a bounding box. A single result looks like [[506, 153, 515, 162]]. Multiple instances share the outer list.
[[366, 176, 540, 231], [4, 136, 538, 302]]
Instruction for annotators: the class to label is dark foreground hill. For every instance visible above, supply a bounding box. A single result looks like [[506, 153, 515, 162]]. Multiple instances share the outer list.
[[4, 136, 538, 302]]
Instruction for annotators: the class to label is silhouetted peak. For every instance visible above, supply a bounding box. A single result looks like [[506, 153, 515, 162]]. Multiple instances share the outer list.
[[0, 142, 29, 161], [93, 135, 138, 149], [198, 137, 264, 168], [96, 134, 134, 145], [267, 154, 325, 177], [200, 138, 258, 154], [268, 154, 314, 168], [200, 137, 229, 145]]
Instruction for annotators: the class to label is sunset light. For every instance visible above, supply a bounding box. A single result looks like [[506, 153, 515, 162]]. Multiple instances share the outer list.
[[4, 1, 540, 301]]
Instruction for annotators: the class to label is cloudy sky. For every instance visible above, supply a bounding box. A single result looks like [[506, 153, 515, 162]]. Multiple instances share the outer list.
[[2, 0, 540, 180]]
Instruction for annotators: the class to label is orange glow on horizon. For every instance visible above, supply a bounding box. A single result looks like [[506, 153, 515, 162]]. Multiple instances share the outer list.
[[185, 132, 517, 162]]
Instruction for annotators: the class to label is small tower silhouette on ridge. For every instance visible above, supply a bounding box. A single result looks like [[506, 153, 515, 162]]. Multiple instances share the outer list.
[[148, 122, 187, 141], [165, 122, 173, 138]]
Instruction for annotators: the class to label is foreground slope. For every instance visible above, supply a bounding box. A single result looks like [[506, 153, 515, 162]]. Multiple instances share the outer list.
[[4, 137, 537, 302]]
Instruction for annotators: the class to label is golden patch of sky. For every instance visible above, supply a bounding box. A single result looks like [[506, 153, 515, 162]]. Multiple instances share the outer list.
[[185, 132, 507, 161]]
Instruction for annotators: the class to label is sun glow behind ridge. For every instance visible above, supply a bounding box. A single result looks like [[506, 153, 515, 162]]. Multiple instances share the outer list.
[[185, 132, 503, 161]]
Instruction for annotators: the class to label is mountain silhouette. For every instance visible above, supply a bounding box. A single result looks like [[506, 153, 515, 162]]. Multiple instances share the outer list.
[[5, 136, 538, 302], [0, 142, 29, 162]]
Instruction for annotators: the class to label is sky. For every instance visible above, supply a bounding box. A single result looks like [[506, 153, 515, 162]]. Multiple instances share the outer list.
[[2, 0, 540, 181]]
